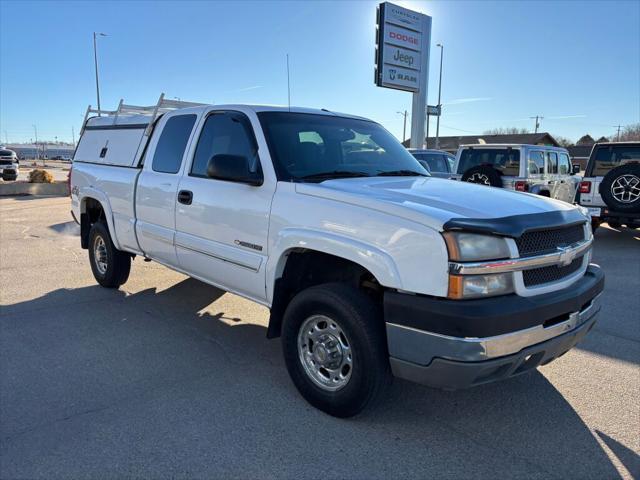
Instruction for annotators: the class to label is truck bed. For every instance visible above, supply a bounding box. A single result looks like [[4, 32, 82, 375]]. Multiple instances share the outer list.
[[71, 162, 142, 255]]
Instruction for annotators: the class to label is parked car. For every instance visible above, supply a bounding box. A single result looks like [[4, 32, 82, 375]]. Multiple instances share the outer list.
[[71, 97, 603, 417], [408, 148, 455, 178], [452, 144, 580, 204], [0, 148, 19, 181], [576, 142, 640, 231]]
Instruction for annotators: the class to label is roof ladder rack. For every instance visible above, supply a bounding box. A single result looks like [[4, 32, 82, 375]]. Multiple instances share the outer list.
[[80, 92, 207, 135]]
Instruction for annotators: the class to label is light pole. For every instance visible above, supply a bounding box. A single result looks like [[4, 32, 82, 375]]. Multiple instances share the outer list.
[[93, 32, 107, 114], [32, 125, 39, 162], [397, 110, 408, 143], [435, 43, 444, 150]]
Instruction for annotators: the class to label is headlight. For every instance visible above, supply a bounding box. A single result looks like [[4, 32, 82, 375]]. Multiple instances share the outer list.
[[443, 232, 510, 261], [448, 273, 514, 299]]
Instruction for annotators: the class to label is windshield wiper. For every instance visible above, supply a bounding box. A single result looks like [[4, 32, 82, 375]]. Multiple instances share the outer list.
[[297, 171, 371, 181], [376, 170, 429, 177]]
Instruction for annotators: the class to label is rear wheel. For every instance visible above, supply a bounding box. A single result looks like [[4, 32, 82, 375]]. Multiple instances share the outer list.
[[281, 283, 391, 417], [88, 221, 131, 288]]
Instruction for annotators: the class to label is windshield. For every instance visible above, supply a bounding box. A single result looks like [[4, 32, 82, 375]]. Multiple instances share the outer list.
[[257, 112, 428, 181], [589, 144, 640, 176], [0, 150, 15, 157], [456, 148, 520, 175]]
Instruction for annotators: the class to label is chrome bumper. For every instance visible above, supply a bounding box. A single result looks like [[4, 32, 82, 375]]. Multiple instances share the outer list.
[[387, 292, 601, 365]]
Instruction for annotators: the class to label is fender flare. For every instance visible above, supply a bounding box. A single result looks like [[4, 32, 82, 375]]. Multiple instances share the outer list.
[[79, 187, 122, 250], [265, 227, 402, 304]]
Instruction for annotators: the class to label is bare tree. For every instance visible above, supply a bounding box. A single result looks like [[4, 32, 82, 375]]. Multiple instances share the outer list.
[[618, 123, 640, 141], [483, 127, 530, 135], [553, 135, 574, 147]]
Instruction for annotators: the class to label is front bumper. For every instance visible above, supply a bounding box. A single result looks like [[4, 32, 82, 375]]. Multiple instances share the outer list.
[[385, 264, 604, 389]]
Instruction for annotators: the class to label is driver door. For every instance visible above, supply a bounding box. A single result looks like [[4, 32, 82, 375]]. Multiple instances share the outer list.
[[174, 110, 275, 302]]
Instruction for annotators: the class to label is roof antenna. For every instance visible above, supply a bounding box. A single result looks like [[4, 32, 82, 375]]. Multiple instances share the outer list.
[[286, 53, 291, 112]]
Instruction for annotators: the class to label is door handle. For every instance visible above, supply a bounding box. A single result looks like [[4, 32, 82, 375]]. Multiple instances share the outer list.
[[178, 190, 193, 205]]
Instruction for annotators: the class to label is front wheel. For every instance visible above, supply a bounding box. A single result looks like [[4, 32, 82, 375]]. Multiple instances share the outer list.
[[88, 221, 131, 288], [281, 283, 391, 417]]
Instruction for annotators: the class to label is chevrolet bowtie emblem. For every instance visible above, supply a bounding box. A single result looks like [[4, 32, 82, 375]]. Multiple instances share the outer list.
[[557, 245, 576, 266]]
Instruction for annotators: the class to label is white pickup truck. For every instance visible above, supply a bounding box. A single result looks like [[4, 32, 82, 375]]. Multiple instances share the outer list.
[[71, 95, 604, 417]]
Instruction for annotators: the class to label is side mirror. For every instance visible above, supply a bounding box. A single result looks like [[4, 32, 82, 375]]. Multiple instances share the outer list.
[[572, 164, 581, 175], [207, 154, 263, 186]]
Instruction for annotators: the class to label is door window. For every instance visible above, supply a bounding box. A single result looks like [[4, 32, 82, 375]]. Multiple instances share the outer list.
[[558, 153, 571, 175], [191, 112, 259, 178], [546, 152, 558, 174], [528, 151, 545, 175], [151, 114, 197, 174]]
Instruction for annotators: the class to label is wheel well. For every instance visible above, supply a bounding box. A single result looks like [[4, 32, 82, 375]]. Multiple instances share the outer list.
[[267, 249, 382, 339], [80, 198, 106, 249]]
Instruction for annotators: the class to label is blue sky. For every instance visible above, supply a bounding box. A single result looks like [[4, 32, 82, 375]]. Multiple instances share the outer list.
[[1, 0, 639, 144]]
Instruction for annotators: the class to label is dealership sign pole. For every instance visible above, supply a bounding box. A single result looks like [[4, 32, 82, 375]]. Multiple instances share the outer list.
[[375, 2, 431, 148]]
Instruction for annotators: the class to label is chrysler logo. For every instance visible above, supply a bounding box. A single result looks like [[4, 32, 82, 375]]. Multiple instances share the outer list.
[[557, 245, 576, 266]]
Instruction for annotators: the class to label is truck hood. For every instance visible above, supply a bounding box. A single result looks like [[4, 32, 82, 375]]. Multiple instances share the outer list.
[[295, 176, 579, 231]]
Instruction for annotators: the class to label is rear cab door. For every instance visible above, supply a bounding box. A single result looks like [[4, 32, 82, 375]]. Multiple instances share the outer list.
[[545, 150, 561, 199], [135, 111, 199, 267], [557, 151, 576, 202]]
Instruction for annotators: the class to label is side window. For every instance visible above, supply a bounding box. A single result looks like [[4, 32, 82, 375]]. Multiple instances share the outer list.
[[528, 151, 545, 175], [191, 112, 259, 178], [546, 152, 558, 174], [558, 153, 571, 175], [445, 154, 455, 172], [151, 114, 197, 174]]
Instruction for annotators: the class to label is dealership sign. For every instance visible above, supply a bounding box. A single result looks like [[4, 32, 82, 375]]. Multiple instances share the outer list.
[[375, 2, 431, 93]]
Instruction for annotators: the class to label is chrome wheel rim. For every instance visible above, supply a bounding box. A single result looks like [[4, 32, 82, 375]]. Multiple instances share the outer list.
[[468, 173, 490, 185], [93, 235, 108, 275], [611, 174, 640, 204], [297, 314, 353, 391]]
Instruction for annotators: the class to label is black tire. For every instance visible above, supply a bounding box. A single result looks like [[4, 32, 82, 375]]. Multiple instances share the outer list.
[[88, 221, 131, 288], [2, 175, 17, 182], [599, 164, 640, 213], [281, 283, 391, 418], [461, 165, 502, 187]]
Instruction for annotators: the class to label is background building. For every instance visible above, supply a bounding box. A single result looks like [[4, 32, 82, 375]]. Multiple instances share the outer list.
[[404, 132, 560, 153], [5, 143, 75, 160]]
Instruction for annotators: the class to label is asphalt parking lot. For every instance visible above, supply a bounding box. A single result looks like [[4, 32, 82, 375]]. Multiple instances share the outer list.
[[1, 196, 638, 479]]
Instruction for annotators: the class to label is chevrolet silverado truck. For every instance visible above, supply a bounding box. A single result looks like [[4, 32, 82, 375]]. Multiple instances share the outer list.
[[70, 95, 604, 417]]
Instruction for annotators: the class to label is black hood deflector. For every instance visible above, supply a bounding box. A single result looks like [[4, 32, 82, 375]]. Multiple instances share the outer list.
[[443, 209, 588, 238]]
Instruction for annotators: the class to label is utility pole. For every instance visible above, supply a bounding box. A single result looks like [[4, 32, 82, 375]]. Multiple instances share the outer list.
[[530, 115, 543, 134], [3, 130, 7, 144], [72, 126, 76, 146], [614, 125, 622, 142], [93, 32, 107, 114], [397, 110, 408, 143], [435, 43, 444, 150]]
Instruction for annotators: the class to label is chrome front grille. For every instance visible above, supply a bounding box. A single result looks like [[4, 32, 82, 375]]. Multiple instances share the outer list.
[[516, 224, 585, 258], [523, 256, 584, 287]]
